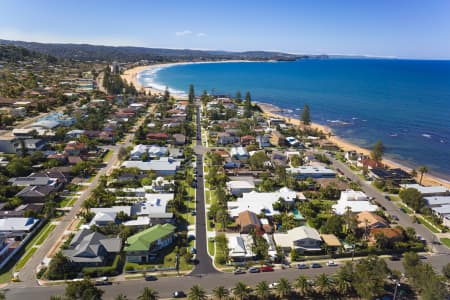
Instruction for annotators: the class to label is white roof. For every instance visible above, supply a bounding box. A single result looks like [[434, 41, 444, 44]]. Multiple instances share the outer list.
[[424, 196, 450, 206], [132, 193, 173, 215], [273, 226, 321, 247], [122, 216, 150, 226], [131, 144, 148, 155], [121, 157, 181, 172], [333, 200, 378, 215], [402, 184, 449, 195], [288, 165, 336, 176], [230, 146, 249, 157], [0, 217, 39, 232], [29, 120, 60, 129], [432, 204, 450, 215], [227, 234, 254, 258], [339, 189, 368, 201], [227, 187, 297, 217], [226, 180, 255, 190], [91, 206, 131, 215]]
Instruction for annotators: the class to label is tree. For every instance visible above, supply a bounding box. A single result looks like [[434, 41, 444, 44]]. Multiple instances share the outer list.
[[244, 91, 252, 118], [163, 86, 170, 101], [294, 275, 312, 297], [0, 292, 4, 300], [235, 90, 242, 103], [188, 84, 195, 103], [370, 140, 385, 162], [443, 262, 450, 279], [315, 273, 334, 297], [353, 255, 389, 299], [335, 262, 354, 296], [418, 165, 428, 185], [321, 215, 344, 237], [212, 286, 229, 300], [64, 279, 104, 300], [233, 282, 250, 300], [118, 146, 127, 160], [399, 188, 424, 212], [255, 281, 271, 300], [275, 278, 291, 299], [290, 154, 302, 167], [114, 294, 128, 300], [188, 285, 207, 300], [137, 287, 159, 300], [47, 251, 75, 280], [248, 151, 269, 170], [301, 104, 311, 125], [402, 252, 420, 278]]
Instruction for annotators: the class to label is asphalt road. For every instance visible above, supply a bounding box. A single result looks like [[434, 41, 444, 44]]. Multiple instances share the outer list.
[[4, 254, 448, 300], [327, 154, 450, 255], [190, 104, 219, 275]]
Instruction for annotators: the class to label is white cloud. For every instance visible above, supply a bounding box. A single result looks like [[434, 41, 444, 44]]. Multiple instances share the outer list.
[[175, 30, 193, 36], [196, 32, 206, 37]]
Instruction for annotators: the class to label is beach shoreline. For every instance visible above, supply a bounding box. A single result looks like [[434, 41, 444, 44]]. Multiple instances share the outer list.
[[122, 61, 450, 189]]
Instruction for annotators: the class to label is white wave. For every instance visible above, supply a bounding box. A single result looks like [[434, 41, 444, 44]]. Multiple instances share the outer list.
[[137, 66, 187, 96], [422, 134, 432, 139], [389, 133, 398, 137]]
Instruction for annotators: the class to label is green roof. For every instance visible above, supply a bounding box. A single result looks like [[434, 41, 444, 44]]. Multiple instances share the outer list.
[[124, 224, 176, 252]]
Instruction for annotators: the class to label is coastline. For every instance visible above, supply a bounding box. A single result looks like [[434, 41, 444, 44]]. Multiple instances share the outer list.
[[122, 61, 450, 189], [256, 102, 450, 189]]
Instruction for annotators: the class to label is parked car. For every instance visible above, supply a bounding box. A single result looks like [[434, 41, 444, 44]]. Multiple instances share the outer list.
[[260, 266, 274, 272], [310, 263, 322, 268], [385, 195, 391, 201], [268, 282, 279, 289], [144, 275, 157, 281], [390, 254, 402, 261], [95, 277, 111, 286], [248, 267, 260, 273], [191, 210, 197, 216], [190, 247, 197, 254], [233, 269, 246, 275], [326, 260, 338, 267], [172, 291, 186, 298], [391, 215, 399, 221], [296, 263, 309, 269]]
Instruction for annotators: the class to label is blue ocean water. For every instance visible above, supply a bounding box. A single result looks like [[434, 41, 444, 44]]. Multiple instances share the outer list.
[[141, 59, 450, 180]]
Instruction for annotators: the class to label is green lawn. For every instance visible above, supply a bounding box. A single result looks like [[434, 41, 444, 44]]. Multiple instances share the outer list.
[[208, 240, 215, 256], [417, 217, 439, 233], [35, 224, 56, 246], [440, 238, 450, 248], [103, 149, 112, 162], [15, 247, 37, 270], [205, 190, 211, 205]]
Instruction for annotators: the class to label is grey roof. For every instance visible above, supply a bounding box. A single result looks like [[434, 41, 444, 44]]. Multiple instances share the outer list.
[[8, 177, 50, 186]]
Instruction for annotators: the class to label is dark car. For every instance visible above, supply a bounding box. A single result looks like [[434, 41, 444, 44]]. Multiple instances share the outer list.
[[310, 263, 322, 268], [260, 266, 274, 272], [144, 275, 157, 281], [385, 195, 391, 201], [172, 291, 186, 298], [248, 267, 260, 273], [296, 263, 309, 269], [390, 254, 402, 261]]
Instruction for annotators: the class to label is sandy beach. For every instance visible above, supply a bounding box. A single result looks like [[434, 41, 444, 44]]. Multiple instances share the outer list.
[[122, 62, 450, 189], [257, 102, 450, 189]]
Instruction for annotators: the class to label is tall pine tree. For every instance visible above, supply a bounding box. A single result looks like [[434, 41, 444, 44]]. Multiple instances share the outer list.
[[188, 84, 195, 103], [244, 91, 252, 118], [301, 104, 311, 125]]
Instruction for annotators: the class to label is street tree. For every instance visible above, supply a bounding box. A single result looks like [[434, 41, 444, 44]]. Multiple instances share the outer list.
[[188, 84, 195, 103], [418, 165, 428, 185], [301, 104, 311, 125], [399, 188, 424, 212], [233, 281, 251, 300], [212, 286, 229, 300], [275, 278, 291, 299], [188, 285, 207, 300], [137, 287, 159, 300], [294, 275, 312, 297], [370, 140, 385, 162], [255, 281, 271, 300], [64, 279, 104, 300]]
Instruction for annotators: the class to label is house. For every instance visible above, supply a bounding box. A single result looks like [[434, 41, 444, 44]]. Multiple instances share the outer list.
[[66, 129, 85, 139], [82, 206, 132, 228], [369, 168, 413, 183], [62, 229, 122, 267], [149, 177, 175, 192], [148, 145, 168, 158], [320, 234, 342, 252], [17, 139, 46, 153], [271, 151, 288, 167], [146, 133, 169, 140], [286, 136, 300, 147], [270, 130, 285, 146], [0, 203, 44, 218], [216, 132, 237, 145], [226, 180, 255, 196], [121, 157, 181, 175], [256, 135, 271, 148], [332, 189, 378, 215], [230, 146, 249, 160], [64, 141, 86, 156], [131, 193, 174, 225], [236, 210, 262, 234], [124, 224, 176, 263], [356, 211, 389, 229], [357, 159, 384, 170], [240, 135, 256, 146], [130, 144, 148, 160], [0, 217, 40, 236], [288, 165, 336, 179], [15, 185, 56, 203], [401, 184, 449, 196], [369, 227, 404, 245], [273, 226, 322, 253], [227, 234, 255, 261], [172, 134, 186, 145], [228, 187, 297, 217]]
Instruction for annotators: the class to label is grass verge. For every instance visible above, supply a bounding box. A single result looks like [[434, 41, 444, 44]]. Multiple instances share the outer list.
[[440, 238, 450, 248], [15, 247, 37, 270], [36, 224, 56, 246]]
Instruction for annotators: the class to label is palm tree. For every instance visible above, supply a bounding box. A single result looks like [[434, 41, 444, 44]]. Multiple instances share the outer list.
[[255, 281, 271, 300], [335, 274, 352, 297], [212, 285, 229, 300], [188, 284, 207, 300], [418, 165, 428, 185], [294, 275, 312, 297], [275, 278, 291, 299], [315, 273, 334, 297], [114, 294, 128, 300], [233, 281, 250, 300], [137, 287, 159, 300]]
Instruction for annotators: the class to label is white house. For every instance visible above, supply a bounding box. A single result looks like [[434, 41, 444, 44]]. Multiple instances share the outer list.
[[121, 157, 181, 175], [131, 193, 174, 224], [287, 165, 336, 179], [226, 180, 255, 196], [401, 184, 449, 196], [0, 217, 40, 236], [332, 189, 378, 215], [227, 233, 255, 260], [273, 226, 322, 253], [230, 146, 249, 160], [81, 206, 132, 228], [130, 144, 148, 160], [149, 177, 175, 192], [227, 187, 297, 217]]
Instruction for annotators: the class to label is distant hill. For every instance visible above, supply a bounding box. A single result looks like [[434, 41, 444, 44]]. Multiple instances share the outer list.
[[0, 43, 57, 63], [0, 39, 326, 62]]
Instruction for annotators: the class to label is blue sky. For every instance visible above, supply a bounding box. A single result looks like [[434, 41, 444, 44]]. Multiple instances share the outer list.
[[1, 0, 449, 59]]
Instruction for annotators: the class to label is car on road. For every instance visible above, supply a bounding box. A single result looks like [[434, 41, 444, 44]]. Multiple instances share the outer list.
[[391, 215, 399, 221], [296, 263, 309, 269], [326, 260, 338, 267], [233, 269, 246, 275], [248, 267, 260, 273], [389, 254, 402, 261], [385, 195, 391, 201], [172, 291, 186, 298], [310, 263, 322, 268], [144, 275, 157, 281], [260, 266, 274, 272], [268, 282, 279, 289], [94, 277, 111, 286], [191, 210, 196, 216], [190, 247, 197, 254]]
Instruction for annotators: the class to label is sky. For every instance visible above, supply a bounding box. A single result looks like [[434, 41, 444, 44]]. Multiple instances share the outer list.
[[1, 0, 450, 59]]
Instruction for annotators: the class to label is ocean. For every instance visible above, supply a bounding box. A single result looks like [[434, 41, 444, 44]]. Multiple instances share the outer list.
[[139, 59, 450, 180]]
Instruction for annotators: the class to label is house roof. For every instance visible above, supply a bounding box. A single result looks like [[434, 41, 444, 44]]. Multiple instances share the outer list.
[[0, 217, 40, 232], [121, 157, 181, 172], [401, 184, 449, 195], [320, 234, 342, 247], [370, 227, 403, 239], [273, 226, 321, 248], [226, 180, 255, 190], [237, 210, 260, 228], [356, 211, 388, 228], [16, 185, 55, 198], [124, 224, 176, 252]]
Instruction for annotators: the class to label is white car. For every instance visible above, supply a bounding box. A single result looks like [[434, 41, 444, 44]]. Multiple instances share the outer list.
[[326, 260, 338, 267], [268, 282, 279, 289]]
